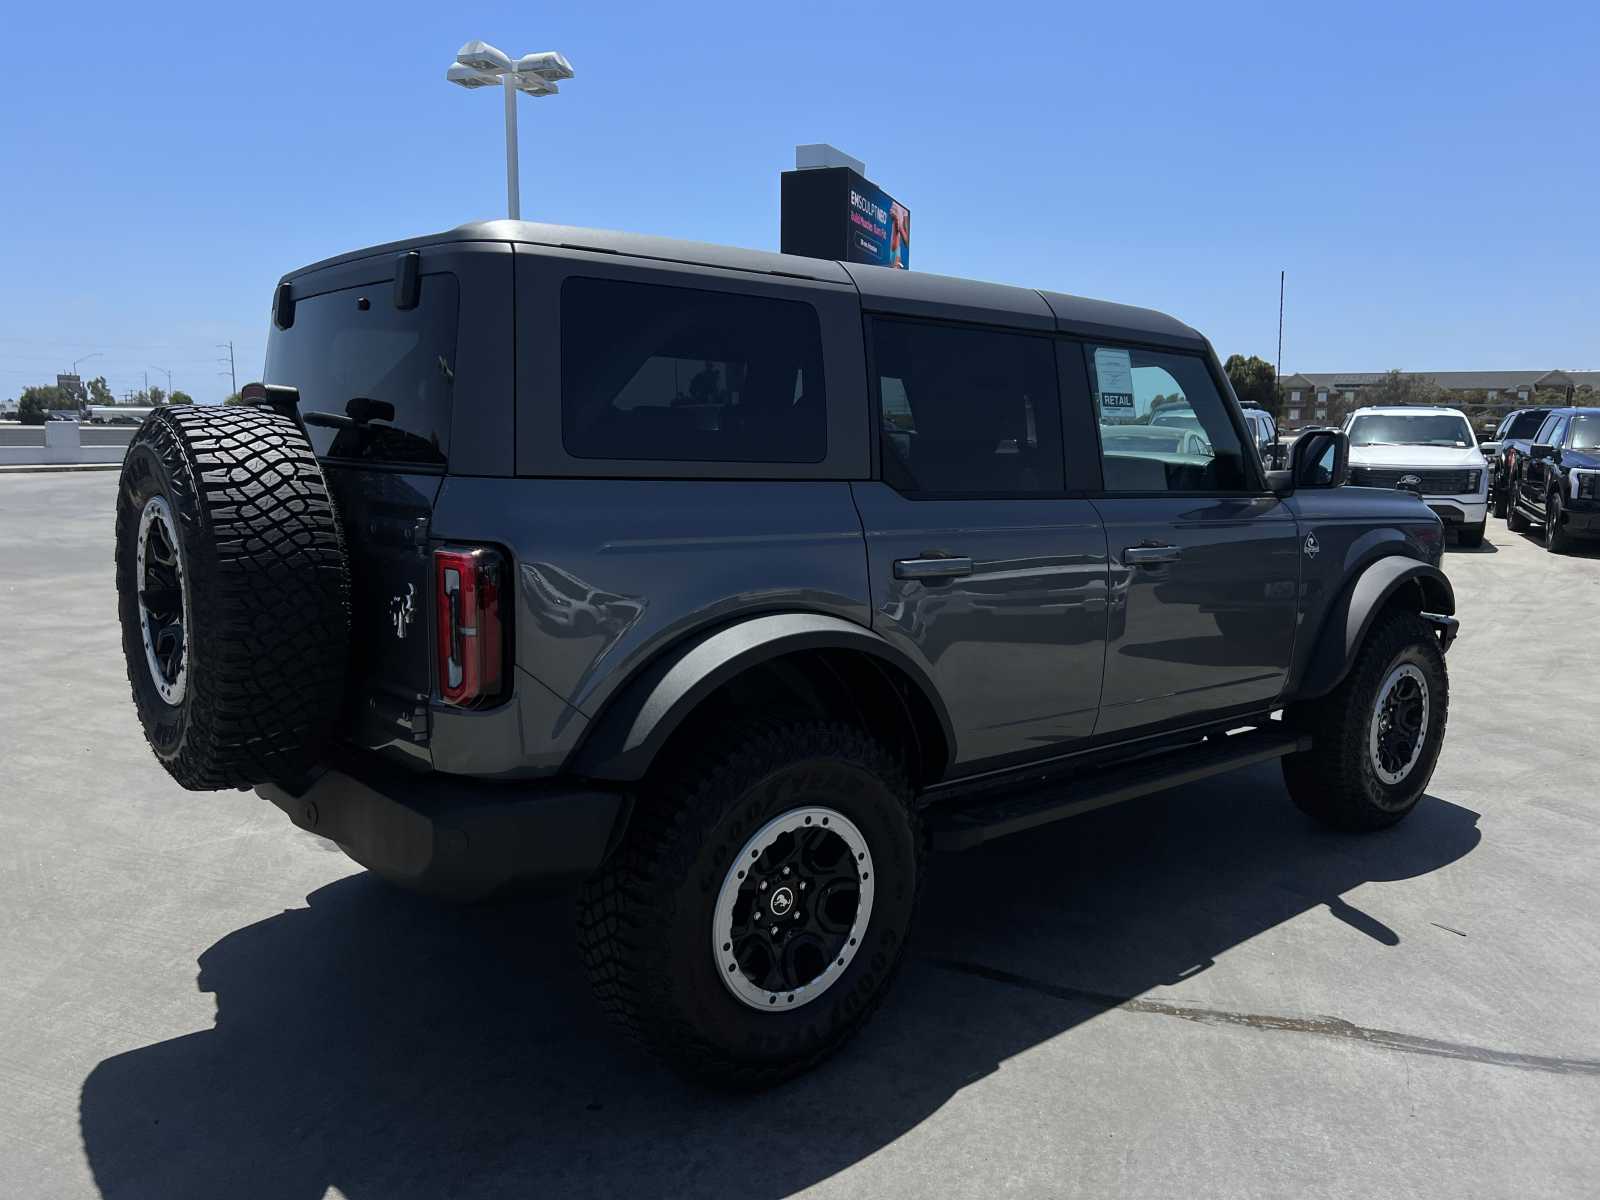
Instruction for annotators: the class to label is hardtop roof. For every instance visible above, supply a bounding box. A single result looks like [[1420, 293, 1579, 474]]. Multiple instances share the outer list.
[[281, 220, 1205, 348]]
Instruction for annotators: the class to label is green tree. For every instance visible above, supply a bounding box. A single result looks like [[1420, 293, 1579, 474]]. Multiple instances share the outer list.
[[148, 386, 167, 406], [1360, 369, 1441, 409], [1224, 354, 1280, 417], [87, 376, 114, 406], [169, 390, 194, 405], [223, 392, 246, 405], [19, 385, 65, 424]]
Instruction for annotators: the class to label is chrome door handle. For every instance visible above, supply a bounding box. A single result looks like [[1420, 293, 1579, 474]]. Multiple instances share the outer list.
[[894, 556, 974, 580], [1123, 544, 1181, 565]]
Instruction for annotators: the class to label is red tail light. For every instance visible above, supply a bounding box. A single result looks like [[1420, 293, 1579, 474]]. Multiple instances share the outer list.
[[434, 545, 506, 707]]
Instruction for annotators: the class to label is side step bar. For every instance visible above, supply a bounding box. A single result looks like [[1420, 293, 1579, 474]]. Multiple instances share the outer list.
[[925, 726, 1312, 852]]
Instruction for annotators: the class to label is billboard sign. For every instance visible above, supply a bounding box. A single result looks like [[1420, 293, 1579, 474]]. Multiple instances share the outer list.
[[782, 166, 910, 269]]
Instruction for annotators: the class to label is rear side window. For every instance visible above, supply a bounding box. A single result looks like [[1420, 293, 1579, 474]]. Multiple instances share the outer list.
[[1507, 410, 1548, 439], [561, 277, 826, 463], [871, 317, 1063, 495], [1088, 345, 1249, 492], [264, 275, 458, 468]]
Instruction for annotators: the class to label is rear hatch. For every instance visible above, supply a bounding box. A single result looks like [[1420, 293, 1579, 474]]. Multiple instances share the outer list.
[[263, 272, 460, 764]]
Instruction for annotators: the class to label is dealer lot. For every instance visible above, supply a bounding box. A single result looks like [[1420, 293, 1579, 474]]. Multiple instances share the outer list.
[[2, 472, 1597, 1200]]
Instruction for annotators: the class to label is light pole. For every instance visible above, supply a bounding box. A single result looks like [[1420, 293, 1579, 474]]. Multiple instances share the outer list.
[[447, 41, 575, 220], [151, 366, 174, 404], [72, 352, 101, 376]]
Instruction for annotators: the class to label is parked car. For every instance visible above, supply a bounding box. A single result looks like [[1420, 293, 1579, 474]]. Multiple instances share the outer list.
[[112, 220, 1458, 1087], [1504, 407, 1600, 552], [1343, 406, 1489, 547], [1488, 406, 1556, 519]]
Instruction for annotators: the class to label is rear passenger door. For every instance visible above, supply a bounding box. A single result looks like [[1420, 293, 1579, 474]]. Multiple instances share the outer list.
[[1078, 342, 1301, 737], [853, 317, 1110, 770]]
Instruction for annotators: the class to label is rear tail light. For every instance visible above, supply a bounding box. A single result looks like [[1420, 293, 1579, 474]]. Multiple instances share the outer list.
[[434, 545, 507, 707]]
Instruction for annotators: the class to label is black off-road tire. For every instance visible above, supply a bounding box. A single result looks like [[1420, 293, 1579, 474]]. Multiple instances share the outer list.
[[114, 405, 350, 790], [1544, 489, 1572, 554], [577, 721, 921, 1089], [1456, 520, 1486, 549], [1491, 480, 1510, 520], [1282, 610, 1449, 832]]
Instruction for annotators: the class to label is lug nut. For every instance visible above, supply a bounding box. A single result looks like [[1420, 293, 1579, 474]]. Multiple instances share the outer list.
[[782, 866, 791, 876]]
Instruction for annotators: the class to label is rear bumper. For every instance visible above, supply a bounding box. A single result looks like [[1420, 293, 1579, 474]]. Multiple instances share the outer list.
[[258, 752, 628, 901]]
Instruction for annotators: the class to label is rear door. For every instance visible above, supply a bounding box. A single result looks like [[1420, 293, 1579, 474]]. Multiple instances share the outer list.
[[1078, 342, 1301, 737], [264, 270, 461, 759], [853, 316, 1109, 771]]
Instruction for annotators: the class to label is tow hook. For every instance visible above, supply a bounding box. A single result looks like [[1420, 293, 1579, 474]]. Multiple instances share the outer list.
[[1422, 612, 1459, 653]]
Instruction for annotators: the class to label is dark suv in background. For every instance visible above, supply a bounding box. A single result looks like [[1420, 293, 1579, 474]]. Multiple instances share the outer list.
[[1505, 407, 1600, 552], [114, 220, 1458, 1086], [1484, 405, 1554, 519]]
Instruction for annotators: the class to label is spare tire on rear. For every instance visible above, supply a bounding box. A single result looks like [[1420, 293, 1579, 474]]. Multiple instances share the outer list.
[[114, 405, 350, 790]]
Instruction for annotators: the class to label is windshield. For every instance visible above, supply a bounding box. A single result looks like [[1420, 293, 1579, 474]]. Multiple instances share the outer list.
[[1348, 413, 1473, 448], [1569, 414, 1600, 451]]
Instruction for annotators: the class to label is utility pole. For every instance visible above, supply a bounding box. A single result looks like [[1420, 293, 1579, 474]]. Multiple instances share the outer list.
[[217, 341, 237, 398], [1276, 270, 1285, 415], [151, 366, 174, 403]]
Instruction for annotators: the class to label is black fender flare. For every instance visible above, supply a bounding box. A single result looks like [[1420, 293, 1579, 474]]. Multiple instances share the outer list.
[[570, 612, 955, 782], [1295, 556, 1456, 701]]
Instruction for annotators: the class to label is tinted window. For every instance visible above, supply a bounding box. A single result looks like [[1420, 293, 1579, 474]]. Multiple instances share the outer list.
[[1546, 417, 1569, 447], [1347, 413, 1474, 448], [871, 318, 1063, 495], [265, 275, 458, 467], [561, 277, 825, 463], [1088, 346, 1248, 492], [1532, 413, 1562, 445], [1507, 409, 1549, 439], [1569, 414, 1600, 450]]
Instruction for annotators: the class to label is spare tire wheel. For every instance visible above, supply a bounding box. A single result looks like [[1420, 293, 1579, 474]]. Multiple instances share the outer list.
[[114, 405, 350, 789]]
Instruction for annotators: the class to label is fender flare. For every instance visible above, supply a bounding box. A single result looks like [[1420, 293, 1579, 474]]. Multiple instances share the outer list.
[[570, 612, 955, 782], [1296, 556, 1456, 701]]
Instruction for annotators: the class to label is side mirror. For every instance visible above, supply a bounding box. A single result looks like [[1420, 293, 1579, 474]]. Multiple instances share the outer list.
[[1529, 443, 1554, 462], [1290, 427, 1350, 489]]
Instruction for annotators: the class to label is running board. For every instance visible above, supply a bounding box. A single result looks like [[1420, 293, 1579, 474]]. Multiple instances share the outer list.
[[925, 727, 1312, 852]]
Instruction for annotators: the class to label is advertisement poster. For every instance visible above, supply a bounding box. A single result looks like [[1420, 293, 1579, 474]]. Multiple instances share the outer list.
[[846, 179, 910, 269], [1093, 348, 1136, 422]]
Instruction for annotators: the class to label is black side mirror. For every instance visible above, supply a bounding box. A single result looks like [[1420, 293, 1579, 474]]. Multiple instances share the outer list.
[[1290, 427, 1350, 489], [1529, 443, 1554, 461]]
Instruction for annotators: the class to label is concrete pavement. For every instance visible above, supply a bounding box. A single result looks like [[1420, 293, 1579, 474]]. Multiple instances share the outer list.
[[1, 472, 1596, 1199]]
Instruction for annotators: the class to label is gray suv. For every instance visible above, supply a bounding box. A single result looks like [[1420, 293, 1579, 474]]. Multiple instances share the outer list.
[[114, 220, 1459, 1087]]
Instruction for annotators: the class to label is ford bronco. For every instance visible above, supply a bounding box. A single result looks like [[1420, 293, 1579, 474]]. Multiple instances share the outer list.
[[115, 220, 1459, 1086]]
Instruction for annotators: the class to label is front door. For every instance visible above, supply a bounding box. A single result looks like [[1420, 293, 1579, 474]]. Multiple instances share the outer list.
[[856, 318, 1109, 771], [1080, 342, 1301, 737]]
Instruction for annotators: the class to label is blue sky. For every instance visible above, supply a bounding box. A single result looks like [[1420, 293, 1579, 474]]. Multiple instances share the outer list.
[[2, 1, 1595, 404]]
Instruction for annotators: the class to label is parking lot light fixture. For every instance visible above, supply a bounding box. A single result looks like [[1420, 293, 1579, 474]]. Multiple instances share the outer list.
[[446, 40, 576, 221]]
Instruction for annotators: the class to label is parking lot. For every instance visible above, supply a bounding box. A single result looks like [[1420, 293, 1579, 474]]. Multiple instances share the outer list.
[[2, 471, 1596, 1199]]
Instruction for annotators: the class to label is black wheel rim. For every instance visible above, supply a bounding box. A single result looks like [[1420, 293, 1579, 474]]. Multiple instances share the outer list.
[[713, 807, 873, 1011], [1369, 663, 1429, 789], [136, 496, 189, 705]]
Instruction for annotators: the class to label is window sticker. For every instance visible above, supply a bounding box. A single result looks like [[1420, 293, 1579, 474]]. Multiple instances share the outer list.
[[1094, 348, 1136, 422]]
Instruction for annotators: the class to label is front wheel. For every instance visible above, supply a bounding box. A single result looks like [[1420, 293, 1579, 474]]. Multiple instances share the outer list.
[[1282, 610, 1449, 831], [577, 721, 921, 1088]]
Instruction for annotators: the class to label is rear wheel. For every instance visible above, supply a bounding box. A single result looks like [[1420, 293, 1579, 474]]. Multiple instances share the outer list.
[[1505, 480, 1529, 532], [1544, 489, 1572, 554], [1491, 478, 1510, 519], [114, 406, 350, 789], [1282, 610, 1448, 831], [577, 721, 920, 1088]]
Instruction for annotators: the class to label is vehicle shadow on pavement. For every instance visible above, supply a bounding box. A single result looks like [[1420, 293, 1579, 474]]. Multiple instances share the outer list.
[[78, 763, 1481, 1200]]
